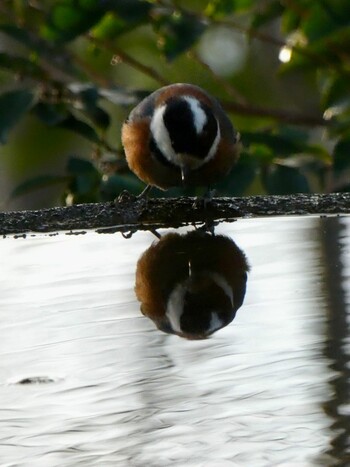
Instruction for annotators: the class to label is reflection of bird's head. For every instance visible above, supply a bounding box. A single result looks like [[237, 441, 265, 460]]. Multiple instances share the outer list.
[[135, 231, 249, 340], [122, 83, 240, 189], [165, 272, 237, 339]]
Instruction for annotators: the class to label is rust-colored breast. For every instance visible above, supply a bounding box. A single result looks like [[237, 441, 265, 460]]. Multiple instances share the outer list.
[[122, 118, 183, 189]]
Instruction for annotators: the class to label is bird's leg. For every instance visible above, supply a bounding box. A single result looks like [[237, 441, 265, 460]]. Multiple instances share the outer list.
[[192, 186, 216, 210], [121, 230, 135, 239], [191, 186, 219, 234], [203, 186, 216, 205], [138, 184, 153, 199], [195, 219, 219, 235], [115, 184, 153, 206], [150, 228, 161, 239]]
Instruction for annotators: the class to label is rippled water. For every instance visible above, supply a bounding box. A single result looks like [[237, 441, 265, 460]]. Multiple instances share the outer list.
[[1, 216, 350, 466]]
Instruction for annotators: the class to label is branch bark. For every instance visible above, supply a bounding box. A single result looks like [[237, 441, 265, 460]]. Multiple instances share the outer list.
[[1, 193, 350, 237]]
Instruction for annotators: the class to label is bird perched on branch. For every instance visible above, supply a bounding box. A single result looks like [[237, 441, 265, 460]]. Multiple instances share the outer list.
[[122, 83, 240, 191], [135, 231, 249, 339]]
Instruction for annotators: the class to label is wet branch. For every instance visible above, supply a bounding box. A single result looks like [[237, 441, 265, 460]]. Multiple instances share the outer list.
[[1, 193, 350, 237]]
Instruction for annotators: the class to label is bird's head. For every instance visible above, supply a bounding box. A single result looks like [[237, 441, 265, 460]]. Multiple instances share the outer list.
[[150, 94, 221, 184]]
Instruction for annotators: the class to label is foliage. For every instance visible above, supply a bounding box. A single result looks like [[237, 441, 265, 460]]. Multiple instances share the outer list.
[[0, 0, 350, 207]]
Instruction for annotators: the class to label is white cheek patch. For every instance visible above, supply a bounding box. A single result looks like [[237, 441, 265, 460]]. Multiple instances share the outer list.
[[205, 124, 220, 163], [182, 96, 207, 134], [150, 105, 177, 164], [183, 96, 221, 165]]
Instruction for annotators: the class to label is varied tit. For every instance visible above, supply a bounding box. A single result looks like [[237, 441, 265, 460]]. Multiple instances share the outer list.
[[135, 231, 249, 340], [122, 83, 240, 190]]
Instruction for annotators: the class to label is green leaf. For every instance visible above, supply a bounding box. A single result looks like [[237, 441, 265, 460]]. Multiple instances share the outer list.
[[66, 156, 101, 197], [67, 157, 101, 203], [57, 114, 101, 143], [108, 0, 152, 22], [325, 100, 350, 136], [333, 137, 350, 173], [68, 83, 110, 129], [32, 102, 69, 126], [42, 0, 105, 43], [205, 0, 233, 17], [322, 74, 350, 115], [0, 24, 35, 48], [303, 145, 332, 163], [66, 155, 97, 174], [263, 164, 310, 195], [91, 12, 126, 39], [310, 26, 350, 70], [216, 151, 258, 195], [154, 11, 206, 61], [0, 89, 36, 144], [68, 82, 99, 102], [0, 24, 54, 57], [279, 47, 315, 74], [92, 1, 151, 38], [85, 106, 111, 130], [280, 22, 350, 73], [281, 9, 301, 34], [0, 52, 45, 79], [11, 175, 69, 198], [248, 143, 274, 163], [300, 3, 339, 43], [100, 173, 143, 200], [251, 1, 284, 29], [205, 0, 236, 18], [241, 131, 304, 157]]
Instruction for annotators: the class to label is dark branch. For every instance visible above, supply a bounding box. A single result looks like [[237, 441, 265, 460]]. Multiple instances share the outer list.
[[221, 100, 328, 127], [1, 193, 350, 237]]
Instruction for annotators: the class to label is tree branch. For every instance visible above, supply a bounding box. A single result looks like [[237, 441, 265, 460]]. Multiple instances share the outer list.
[[1, 193, 349, 237], [221, 99, 327, 126], [89, 36, 170, 87]]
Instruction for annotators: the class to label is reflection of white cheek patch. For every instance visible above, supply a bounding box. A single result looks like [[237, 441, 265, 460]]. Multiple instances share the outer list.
[[208, 312, 224, 333], [166, 283, 186, 333], [182, 96, 207, 134]]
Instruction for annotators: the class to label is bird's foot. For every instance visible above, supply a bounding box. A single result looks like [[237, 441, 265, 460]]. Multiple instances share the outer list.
[[114, 185, 153, 206], [114, 189, 136, 205], [195, 219, 219, 235], [138, 184, 153, 199], [150, 228, 161, 239], [192, 188, 216, 210]]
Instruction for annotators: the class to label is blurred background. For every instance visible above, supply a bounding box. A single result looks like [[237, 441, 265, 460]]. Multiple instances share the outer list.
[[0, 0, 349, 211]]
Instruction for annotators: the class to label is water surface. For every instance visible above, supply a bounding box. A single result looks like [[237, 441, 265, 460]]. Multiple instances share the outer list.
[[1, 216, 349, 466]]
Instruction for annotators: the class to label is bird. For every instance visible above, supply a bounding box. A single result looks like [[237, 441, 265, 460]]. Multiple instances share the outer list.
[[135, 231, 249, 339], [121, 83, 240, 191]]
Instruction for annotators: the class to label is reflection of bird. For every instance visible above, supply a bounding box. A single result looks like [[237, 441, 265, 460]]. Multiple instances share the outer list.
[[122, 83, 240, 190], [135, 231, 249, 339]]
